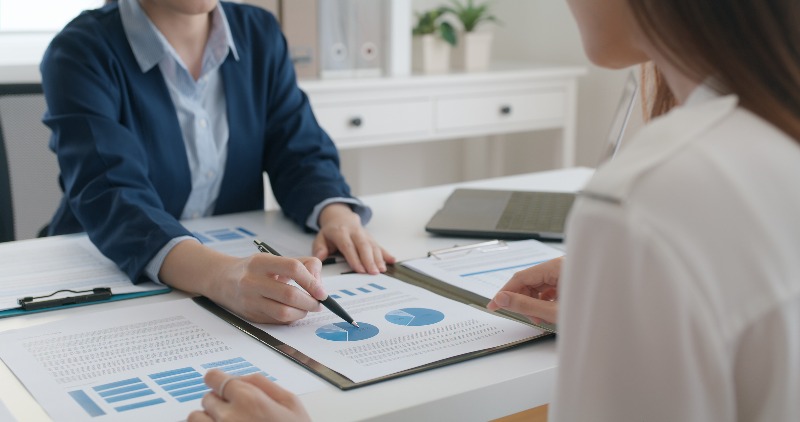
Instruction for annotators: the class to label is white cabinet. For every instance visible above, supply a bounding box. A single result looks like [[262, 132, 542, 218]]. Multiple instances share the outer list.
[[300, 63, 585, 167], [312, 98, 432, 144]]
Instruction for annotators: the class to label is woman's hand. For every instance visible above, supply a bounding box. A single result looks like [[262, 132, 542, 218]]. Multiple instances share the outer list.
[[312, 203, 396, 274], [487, 257, 563, 325], [160, 240, 327, 324], [187, 369, 310, 422]]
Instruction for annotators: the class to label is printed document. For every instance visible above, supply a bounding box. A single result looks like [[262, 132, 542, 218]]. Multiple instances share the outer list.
[[180, 219, 309, 258], [254, 273, 545, 383], [0, 299, 324, 422], [0, 236, 164, 312], [0, 398, 15, 422], [400, 239, 565, 299]]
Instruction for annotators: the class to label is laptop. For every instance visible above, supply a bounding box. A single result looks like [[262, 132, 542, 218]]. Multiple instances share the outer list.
[[425, 72, 639, 241]]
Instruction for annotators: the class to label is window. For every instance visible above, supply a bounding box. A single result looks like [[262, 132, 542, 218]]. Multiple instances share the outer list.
[[0, 0, 103, 32], [0, 0, 103, 67]]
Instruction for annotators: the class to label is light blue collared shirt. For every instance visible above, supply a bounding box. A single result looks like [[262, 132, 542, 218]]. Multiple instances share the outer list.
[[119, 0, 365, 282]]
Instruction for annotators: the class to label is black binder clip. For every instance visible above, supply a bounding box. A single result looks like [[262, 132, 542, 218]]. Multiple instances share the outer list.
[[18, 287, 113, 311]]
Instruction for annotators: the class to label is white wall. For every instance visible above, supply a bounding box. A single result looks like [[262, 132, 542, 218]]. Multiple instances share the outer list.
[[490, 1, 641, 166], [406, 0, 641, 172]]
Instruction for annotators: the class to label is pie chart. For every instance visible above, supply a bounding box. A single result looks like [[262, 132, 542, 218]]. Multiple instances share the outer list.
[[315, 322, 379, 342], [385, 308, 445, 326]]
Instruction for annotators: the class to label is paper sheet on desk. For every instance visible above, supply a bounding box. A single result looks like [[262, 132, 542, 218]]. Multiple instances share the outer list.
[[255, 273, 545, 383], [0, 236, 164, 312], [0, 299, 324, 422], [181, 219, 310, 258], [401, 239, 565, 300], [0, 398, 15, 422]]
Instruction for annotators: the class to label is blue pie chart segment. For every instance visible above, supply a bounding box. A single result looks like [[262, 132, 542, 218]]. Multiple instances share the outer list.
[[385, 308, 445, 326], [315, 322, 379, 342]]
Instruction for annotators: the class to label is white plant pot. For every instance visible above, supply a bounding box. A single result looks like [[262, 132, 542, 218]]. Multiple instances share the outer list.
[[412, 34, 451, 74], [452, 31, 493, 72]]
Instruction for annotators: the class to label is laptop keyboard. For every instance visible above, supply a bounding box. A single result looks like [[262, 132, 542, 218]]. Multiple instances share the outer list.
[[495, 192, 575, 233]]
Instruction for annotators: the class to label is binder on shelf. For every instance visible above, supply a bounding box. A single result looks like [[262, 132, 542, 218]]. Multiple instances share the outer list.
[[353, 0, 387, 77], [281, 0, 319, 79], [318, 0, 356, 79]]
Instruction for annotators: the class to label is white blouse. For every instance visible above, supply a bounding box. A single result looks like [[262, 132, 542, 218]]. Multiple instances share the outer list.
[[552, 86, 800, 421]]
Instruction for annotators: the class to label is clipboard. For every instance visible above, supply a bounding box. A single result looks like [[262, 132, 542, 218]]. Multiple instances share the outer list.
[[0, 234, 172, 319], [0, 286, 171, 319], [192, 261, 553, 390], [399, 240, 560, 333]]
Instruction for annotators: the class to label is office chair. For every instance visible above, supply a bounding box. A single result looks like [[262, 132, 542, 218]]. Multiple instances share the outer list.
[[0, 83, 61, 242]]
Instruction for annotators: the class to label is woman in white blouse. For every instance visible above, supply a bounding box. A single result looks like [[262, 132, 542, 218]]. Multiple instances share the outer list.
[[188, 0, 800, 420], [487, 0, 800, 421]]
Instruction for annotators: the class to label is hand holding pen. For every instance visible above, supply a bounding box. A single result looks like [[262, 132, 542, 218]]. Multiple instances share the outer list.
[[254, 240, 360, 328]]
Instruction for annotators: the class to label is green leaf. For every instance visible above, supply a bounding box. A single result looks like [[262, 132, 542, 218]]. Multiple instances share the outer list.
[[440, 22, 457, 46]]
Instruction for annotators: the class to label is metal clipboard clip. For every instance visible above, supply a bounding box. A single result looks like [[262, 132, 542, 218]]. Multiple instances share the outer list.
[[17, 287, 112, 311], [427, 239, 509, 260]]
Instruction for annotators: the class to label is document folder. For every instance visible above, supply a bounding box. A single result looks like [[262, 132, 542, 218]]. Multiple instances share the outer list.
[[193, 263, 551, 390]]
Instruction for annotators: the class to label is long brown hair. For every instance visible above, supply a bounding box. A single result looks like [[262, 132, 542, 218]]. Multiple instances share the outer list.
[[629, 0, 800, 142]]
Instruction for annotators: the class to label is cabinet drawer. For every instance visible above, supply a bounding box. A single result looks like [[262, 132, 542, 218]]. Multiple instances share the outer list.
[[313, 99, 432, 144], [435, 90, 565, 131]]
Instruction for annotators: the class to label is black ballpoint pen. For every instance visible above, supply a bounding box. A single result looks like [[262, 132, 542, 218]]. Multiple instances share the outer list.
[[253, 239, 360, 328]]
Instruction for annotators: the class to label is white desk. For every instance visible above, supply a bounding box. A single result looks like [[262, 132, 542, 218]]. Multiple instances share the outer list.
[[0, 167, 593, 422]]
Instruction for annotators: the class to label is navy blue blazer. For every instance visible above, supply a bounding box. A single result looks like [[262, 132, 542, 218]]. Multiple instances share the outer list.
[[41, 2, 355, 283]]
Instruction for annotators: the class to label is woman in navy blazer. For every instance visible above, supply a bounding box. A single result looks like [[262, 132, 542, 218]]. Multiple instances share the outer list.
[[41, 0, 394, 324]]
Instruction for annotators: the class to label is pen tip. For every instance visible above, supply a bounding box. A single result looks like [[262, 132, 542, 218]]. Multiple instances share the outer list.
[[352, 322, 360, 328]]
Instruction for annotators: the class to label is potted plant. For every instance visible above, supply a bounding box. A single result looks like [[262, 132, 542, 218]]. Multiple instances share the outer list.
[[446, 0, 499, 72], [412, 8, 458, 74]]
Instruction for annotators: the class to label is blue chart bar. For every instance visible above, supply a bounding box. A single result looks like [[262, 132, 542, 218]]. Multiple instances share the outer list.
[[94, 378, 140, 392], [150, 368, 208, 402], [208, 228, 244, 241], [194, 227, 257, 243], [152, 372, 202, 386], [92, 377, 163, 414], [202, 357, 246, 369], [98, 383, 148, 398], [460, 261, 547, 277], [202, 357, 277, 382], [192, 231, 212, 243], [69, 390, 106, 417], [105, 389, 155, 404], [237, 227, 257, 236], [115, 399, 166, 412], [150, 367, 194, 379], [71, 358, 271, 417], [332, 283, 386, 299], [162, 377, 206, 392]]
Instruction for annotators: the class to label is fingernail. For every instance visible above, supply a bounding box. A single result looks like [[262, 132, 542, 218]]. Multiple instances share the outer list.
[[493, 292, 510, 307]]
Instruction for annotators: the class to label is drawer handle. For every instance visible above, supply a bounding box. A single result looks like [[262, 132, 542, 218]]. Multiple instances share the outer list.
[[350, 117, 363, 127], [500, 105, 512, 115]]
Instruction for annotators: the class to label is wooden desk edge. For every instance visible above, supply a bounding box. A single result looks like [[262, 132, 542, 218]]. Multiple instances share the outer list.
[[492, 404, 549, 422]]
